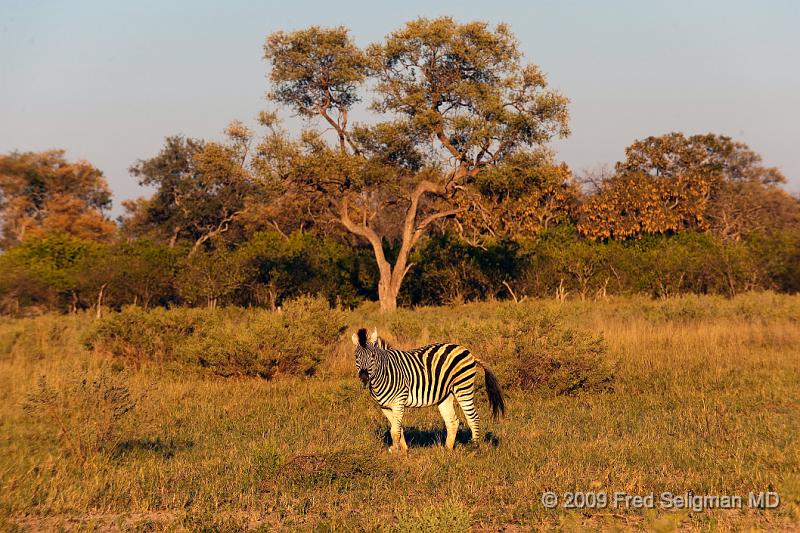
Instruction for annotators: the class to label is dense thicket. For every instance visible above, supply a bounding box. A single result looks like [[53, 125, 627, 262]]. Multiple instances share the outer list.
[[1, 223, 798, 315]]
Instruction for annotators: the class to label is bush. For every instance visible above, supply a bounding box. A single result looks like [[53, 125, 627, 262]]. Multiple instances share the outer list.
[[366, 300, 616, 395], [84, 306, 210, 362], [492, 306, 615, 394], [23, 368, 140, 460], [181, 296, 347, 378], [85, 296, 347, 378]]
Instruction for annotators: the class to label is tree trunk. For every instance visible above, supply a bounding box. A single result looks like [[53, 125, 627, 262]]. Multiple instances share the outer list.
[[338, 180, 463, 312], [95, 283, 108, 319], [169, 226, 180, 248], [378, 280, 397, 311], [377, 268, 405, 312], [374, 252, 405, 312]]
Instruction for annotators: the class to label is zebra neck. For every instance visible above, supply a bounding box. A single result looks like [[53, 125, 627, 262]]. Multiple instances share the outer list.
[[370, 349, 395, 384]]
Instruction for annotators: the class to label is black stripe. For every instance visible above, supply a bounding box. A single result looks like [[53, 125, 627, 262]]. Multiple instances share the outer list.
[[431, 344, 457, 402], [439, 349, 472, 393], [423, 345, 440, 404]]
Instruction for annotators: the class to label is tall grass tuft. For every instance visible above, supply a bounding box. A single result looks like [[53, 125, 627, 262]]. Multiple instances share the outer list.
[[23, 367, 140, 461]]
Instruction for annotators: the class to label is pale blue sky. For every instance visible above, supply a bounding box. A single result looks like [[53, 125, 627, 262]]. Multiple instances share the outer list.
[[2, 0, 798, 216]]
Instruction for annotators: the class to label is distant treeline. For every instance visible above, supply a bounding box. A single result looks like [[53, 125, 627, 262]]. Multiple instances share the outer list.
[[1, 18, 799, 314], [0, 224, 798, 315]]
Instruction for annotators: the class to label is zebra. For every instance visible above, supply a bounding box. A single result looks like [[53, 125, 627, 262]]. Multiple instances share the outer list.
[[351, 327, 505, 452]]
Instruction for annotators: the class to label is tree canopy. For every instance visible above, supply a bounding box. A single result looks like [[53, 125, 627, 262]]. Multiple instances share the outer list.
[[125, 129, 259, 255], [259, 17, 570, 310], [578, 133, 799, 241], [0, 150, 115, 248]]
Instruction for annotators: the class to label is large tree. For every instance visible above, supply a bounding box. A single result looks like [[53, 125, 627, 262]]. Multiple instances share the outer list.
[[616, 132, 785, 184], [261, 18, 569, 310], [125, 126, 258, 255], [579, 133, 799, 241], [0, 150, 116, 248]]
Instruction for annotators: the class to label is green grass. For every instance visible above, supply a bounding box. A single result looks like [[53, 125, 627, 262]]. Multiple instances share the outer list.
[[1, 293, 799, 531]]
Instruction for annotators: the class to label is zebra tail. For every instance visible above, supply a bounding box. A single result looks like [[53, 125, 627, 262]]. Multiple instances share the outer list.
[[477, 359, 505, 419]]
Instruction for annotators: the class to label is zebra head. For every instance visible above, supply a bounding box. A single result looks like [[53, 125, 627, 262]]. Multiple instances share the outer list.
[[351, 327, 380, 387]]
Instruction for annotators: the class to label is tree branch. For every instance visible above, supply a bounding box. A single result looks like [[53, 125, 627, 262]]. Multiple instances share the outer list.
[[339, 196, 390, 275], [415, 207, 465, 233], [188, 211, 240, 257]]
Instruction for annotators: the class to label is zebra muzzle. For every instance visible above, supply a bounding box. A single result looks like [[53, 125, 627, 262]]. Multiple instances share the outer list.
[[358, 369, 370, 388]]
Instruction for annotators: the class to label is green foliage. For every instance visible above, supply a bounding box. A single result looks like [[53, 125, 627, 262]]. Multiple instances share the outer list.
[[403, 233, 523, 305], [264, 26, 368, 118], [403, 233, 491, 305], [125, 134, 258, 252], [175, 247, 247, 308], [85, 296, 347, 378], [258, 18, 572, 310], [516, 226, 800, 300], [3, 24, 799, 315], [83, 306, 208, 361], [371, 17, 570, 148], [180, 296, 347, 378], [0, 233, 96, 312], [617, 132, 785, 184], [107, 239, 178, 308], [0, 235, 181, 315], [237, 230, 374, 309], [2, 223, 799, 317]]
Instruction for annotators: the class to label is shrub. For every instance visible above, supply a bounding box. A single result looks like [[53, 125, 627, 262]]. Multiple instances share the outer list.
[[84, 306, 210, 362], [367, 301, 616, 396], [181, 296, 347, 378], [85, 296, 347, 378], [0, 313, 87, 360], [23, 368, 140, 460], [493, 306, 615, 395]]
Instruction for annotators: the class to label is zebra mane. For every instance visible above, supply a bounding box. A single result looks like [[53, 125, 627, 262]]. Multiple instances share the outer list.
[[357, 328, 368, 347], [375, 336, 392, 349]]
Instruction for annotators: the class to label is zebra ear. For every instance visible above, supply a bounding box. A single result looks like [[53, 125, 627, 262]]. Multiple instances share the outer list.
[[370, 328, 379, 344], [351, 332, 359, 346]]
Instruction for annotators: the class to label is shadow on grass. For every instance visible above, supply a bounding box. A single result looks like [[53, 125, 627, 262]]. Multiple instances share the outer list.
[[113, 437, 194, 459], [379, 427, 500, 448]]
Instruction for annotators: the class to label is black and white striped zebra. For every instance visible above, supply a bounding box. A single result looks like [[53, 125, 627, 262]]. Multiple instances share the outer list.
[[351, 328, 505, 452]]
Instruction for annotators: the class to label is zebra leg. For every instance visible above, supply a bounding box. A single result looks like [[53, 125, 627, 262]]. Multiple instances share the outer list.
[[391, 404, 408, 453], [382, 405, 408, 454], [454, 386, 481, 445], [437, 394, 460, 450], [380, 407, 396, 451]]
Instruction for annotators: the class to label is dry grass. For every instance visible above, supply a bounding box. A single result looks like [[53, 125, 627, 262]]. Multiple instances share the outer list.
[[0, 293, 798, 531]]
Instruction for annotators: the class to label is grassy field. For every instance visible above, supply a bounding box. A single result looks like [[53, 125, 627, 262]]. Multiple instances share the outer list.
[[1, 293, 799, 531]]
